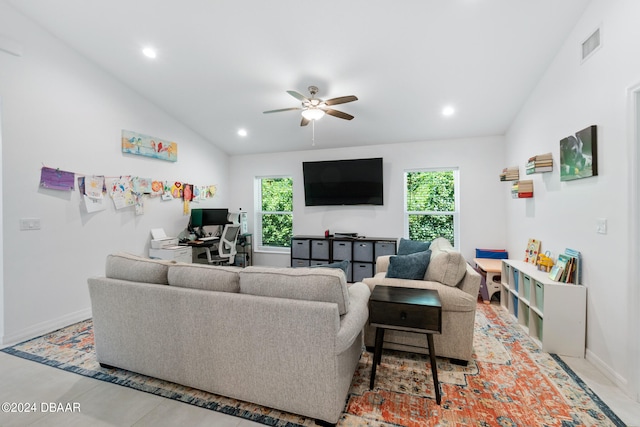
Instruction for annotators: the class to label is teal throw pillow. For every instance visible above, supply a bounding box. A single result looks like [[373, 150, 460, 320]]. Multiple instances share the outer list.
[[386, 250, 432, 280], [397, 238, 431, 256], [310, 260, 350, 277]]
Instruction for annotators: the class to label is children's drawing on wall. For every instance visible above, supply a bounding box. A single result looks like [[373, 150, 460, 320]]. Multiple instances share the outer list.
[[108, 176, 136, 209], [560, 125, 598, 181], [122, 130, 178, 162], [40, 166, 75, 191], [132, 177, 152, 194], [78, 175, 106, 213]]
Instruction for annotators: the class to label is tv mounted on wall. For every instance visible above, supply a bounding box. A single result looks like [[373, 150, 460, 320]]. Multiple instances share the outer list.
[[302, 157, 384, 206]]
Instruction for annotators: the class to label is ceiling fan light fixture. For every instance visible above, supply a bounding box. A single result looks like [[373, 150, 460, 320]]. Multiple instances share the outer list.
[[301, 108, 325, 121]]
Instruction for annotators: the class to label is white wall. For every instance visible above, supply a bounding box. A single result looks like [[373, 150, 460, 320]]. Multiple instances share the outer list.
[[505, 0, 640, 397], [0, 97, 4, 344], [0, 1, 230, 345], [229, 136, 507, 267]]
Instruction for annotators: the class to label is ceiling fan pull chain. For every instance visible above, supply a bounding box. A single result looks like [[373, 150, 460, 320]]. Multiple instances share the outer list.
[[312, 119, 316, 146]]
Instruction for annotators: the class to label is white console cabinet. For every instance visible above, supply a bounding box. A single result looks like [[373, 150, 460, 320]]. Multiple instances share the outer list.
[[500, 260, 586, 358], [149, 246, 192, 263]]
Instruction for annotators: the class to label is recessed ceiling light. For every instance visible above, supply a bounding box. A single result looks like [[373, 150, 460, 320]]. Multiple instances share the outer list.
[[142, 47, 157, 59], [237, 129, 248, 137], [442, 106, 455, 117]]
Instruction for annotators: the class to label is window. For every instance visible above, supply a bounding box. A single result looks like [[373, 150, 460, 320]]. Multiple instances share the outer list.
[[255, 176, 293, 251], [404, 169, 459, 247]]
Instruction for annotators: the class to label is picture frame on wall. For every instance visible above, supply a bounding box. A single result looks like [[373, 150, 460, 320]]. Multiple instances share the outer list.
[[121, 129, 178, 162], [560, 125, 598, 181]]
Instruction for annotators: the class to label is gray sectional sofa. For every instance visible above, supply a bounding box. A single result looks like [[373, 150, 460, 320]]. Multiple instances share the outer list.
[[87, 253, 370, 425], [362, 237, 481, 363]]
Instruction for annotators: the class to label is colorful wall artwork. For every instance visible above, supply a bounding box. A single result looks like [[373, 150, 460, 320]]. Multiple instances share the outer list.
[[560, 125, 597, 181], [121, 130, 178, 162]]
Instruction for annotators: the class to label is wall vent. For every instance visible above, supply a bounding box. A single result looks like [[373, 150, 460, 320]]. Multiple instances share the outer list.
[[582, 28, 601, 62]]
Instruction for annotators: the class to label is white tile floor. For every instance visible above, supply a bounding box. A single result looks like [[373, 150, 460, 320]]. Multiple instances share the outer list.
[[1, 351, 639, 426]]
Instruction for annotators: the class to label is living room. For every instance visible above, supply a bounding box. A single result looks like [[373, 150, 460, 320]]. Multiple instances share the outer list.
[[1, 0, 639, 424]]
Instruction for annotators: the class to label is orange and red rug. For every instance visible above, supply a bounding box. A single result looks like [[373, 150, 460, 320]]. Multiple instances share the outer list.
[[1, 303, 625, 426]]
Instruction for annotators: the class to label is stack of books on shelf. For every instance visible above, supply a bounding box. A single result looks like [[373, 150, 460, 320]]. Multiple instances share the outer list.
[[548, 248, 582, 284], [500, 166, 519, 181], [511, 180, 533, 198], [526, 153, 553, 174]]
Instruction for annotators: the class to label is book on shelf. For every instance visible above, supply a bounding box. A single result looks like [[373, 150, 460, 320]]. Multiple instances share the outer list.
[[555, 254, 571, 282], [525, 153, 554, 174], [511, 180, 534, 198], [524, 238, 541, 264], [548, 263, 564, 281], [500, 166, 519, 181], [564, 248, 582, 285], [528, 152, 553, 162]]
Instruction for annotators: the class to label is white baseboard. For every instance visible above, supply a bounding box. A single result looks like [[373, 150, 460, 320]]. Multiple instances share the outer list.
[[0, 308, 92, 349], [585, 347, 630, 394]]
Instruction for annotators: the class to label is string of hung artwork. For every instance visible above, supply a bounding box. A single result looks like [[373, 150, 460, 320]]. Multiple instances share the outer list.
[[39, 166, 217, 216]]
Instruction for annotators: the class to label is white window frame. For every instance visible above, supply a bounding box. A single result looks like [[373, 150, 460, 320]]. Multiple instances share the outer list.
[[254, 175, 293, 254], [403, 167, 460, 249]]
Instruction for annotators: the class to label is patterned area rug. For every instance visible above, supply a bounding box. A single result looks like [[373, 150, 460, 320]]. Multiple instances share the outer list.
[[2, 303, 625, 426]]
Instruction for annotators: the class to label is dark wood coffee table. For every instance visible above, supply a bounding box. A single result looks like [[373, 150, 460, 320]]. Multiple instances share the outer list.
[[368, 285, 443, 404]]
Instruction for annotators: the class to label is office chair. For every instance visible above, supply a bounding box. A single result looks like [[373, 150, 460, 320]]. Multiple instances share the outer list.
[[204, 223, 241, 265]]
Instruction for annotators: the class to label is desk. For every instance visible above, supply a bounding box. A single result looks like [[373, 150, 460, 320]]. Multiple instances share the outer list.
[[369, 286, 442, 404], [474, 258, 503, 304], [182, 239, 219, 264]]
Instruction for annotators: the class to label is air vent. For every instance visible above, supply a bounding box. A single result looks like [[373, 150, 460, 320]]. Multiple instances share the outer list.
[[582, 28, 601, 62]]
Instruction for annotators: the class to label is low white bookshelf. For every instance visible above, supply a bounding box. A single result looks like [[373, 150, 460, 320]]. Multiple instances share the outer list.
[[500, 259, 586, 358]]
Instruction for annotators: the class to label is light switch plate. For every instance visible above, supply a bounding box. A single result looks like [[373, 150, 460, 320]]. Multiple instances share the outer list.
[[596, 218, 607, 234], [20, 218, 41, 231]]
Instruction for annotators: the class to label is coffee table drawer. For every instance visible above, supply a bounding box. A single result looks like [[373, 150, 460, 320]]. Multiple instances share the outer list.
[[369, 301, 440, 331]]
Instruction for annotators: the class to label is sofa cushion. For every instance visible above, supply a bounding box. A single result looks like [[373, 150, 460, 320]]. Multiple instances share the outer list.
[[105, 252, 173, 284], [168, 264, 241, 292], [239, 266, 350, 315], [397, 238, 431, 256], [310, 260, 350, 277], [425, 249, 467, 286], [386, 250, 432, 280]]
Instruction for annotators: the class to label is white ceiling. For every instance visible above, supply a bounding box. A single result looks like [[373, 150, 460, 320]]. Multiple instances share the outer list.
[[8, 0, 591, 155]]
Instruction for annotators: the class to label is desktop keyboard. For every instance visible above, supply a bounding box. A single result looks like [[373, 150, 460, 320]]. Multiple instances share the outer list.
[[199, 236, 219, 241]]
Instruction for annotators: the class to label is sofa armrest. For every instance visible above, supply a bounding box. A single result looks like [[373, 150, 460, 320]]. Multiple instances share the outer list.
[[336, 282, 371, 354], [457, 263, 482, 298], [375, 255, 392, 274]]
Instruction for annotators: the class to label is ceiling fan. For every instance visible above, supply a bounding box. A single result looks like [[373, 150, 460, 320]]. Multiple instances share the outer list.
[[263, 86, 358, 126]]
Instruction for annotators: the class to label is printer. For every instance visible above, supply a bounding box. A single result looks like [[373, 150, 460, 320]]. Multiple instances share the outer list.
[[149, 228, 191, 263], [150, 228, 179, 249]]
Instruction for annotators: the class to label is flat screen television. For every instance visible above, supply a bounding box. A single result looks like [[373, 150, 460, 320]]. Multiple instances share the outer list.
[[302, 157, 384, 206]]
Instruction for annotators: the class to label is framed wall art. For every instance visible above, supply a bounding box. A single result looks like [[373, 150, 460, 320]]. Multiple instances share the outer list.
[[121, 130, 178, 162], [560, 125, 597, 181]]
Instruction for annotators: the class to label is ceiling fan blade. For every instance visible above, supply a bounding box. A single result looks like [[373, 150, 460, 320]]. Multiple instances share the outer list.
[[287, 90, 309, 102], [300, 117, 310, 126], [263, 107, 302, 114], [324, 95, 358, 106], [325, 109, 354, 120]]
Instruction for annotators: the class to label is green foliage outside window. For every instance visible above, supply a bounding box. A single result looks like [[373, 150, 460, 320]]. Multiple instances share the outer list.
[[406, 171, 456, 245], [260, 177, 293, 248]]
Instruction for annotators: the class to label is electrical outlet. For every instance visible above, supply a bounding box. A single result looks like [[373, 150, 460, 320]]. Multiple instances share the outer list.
[[596, 218, 607, 234], [19, 218, 41, 231]]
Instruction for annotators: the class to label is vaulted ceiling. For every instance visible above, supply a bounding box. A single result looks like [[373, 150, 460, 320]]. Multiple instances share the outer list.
[[8, 0, 592, 155]]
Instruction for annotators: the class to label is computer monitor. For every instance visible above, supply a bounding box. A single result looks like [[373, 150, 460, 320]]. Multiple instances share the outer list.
[[202, 208, 230, 226], [189, 208, 230, 234], [190, 209, 204, 228]]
